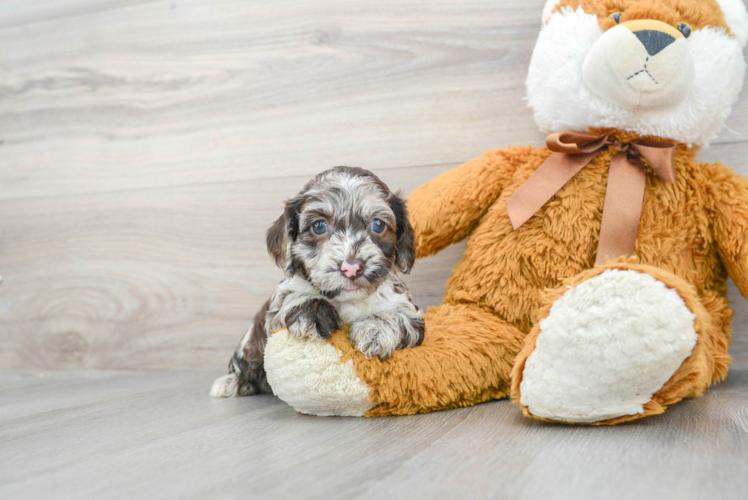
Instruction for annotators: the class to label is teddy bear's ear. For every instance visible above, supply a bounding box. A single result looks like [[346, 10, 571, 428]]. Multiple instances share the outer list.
[[541, 0, 748, 47], [716, 0, 748, 47]]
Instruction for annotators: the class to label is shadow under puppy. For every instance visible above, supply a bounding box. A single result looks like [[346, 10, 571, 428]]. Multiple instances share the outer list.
[[211, 166, 424, 398]]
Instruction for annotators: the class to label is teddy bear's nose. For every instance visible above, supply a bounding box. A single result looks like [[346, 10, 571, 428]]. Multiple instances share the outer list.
[[620, 19, 684, 58], [634, 30, 675, 56]]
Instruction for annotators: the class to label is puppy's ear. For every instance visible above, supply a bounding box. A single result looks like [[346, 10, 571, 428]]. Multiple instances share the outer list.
[[389, 192, 416, 274], [266, 196, 304, 275], [266, 214, 287, 269]]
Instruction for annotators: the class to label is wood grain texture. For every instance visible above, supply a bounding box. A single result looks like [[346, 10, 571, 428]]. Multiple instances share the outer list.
[[1, 0, 747, 370], [1, 370, 747, 500]]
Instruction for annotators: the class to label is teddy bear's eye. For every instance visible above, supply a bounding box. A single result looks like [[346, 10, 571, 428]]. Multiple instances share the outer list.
[[677, 22, 692, 38], [609, 12, 623, 24]]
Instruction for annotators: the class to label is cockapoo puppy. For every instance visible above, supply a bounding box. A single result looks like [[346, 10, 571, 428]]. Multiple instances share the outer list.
[[211, 166, 424, 397]]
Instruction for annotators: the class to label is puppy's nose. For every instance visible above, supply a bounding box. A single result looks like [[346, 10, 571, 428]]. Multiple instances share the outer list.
[[340, 260, 363, 278]]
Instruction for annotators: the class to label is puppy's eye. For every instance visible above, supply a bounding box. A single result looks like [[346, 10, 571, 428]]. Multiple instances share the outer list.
[[370, 219, 385, 234], [609, 12, 622, 24], [312, 220, 328, 235], [677, 22, 692, 38]]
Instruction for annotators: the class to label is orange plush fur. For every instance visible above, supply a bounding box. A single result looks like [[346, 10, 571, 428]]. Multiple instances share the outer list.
[[553, 0, 732, 33], [332, 125, 747, 419]]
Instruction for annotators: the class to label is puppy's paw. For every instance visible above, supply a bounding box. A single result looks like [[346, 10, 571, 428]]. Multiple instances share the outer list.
[[350, 314, 424, 359], [210, 365, 271, 397], [400, 316, 425, 349], [210, 374, 239, 398], [285, 298, 341, 340], [349, 316, 398, 360]]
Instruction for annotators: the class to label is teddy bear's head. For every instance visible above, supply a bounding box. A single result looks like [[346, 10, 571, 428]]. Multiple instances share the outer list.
[[527, 0, 748, 146]]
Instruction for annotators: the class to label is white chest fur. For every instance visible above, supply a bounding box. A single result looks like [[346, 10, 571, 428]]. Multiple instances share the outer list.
[[332, 280, 406, 324]]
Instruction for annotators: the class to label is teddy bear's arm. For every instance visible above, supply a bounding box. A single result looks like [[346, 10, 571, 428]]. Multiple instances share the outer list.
[[710, 163, 748, 298], [408, 148, 520, 258]]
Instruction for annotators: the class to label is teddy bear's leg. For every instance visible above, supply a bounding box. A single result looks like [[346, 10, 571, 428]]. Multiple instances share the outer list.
[[346, 302, 526, 416], [264, 302, 525, 416], [511, 261, 726, 425]]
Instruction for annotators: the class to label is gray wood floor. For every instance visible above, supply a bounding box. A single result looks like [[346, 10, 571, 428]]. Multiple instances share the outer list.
[[1, 369, 747, 500]]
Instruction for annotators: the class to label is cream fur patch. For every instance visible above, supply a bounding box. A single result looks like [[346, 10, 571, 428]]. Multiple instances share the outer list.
[[264, 329, 374, 417], [528, 6, 746, 146], [519, 269, 697, 423]]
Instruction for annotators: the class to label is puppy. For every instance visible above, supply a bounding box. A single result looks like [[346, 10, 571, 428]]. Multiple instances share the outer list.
[[211, 166, 424, 398]]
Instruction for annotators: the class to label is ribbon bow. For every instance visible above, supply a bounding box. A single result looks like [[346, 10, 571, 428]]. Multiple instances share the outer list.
[[504, 131, 677, 265]]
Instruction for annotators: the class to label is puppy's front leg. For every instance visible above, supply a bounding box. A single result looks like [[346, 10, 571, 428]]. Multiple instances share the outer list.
[[285, 298, 341, 339], [350, 308, 424, 360], [268, 277, 341, 340]]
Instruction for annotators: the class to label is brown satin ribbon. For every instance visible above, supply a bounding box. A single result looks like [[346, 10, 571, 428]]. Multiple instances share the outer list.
[[505, 131, 677, 265]]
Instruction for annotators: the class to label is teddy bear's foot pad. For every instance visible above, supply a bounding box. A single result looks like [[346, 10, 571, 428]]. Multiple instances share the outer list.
[[264, 329, 374, 417], [519, 269, 698, 423]]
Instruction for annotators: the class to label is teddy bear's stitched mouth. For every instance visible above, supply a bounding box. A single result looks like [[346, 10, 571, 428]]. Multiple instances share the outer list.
[[582, 24, 694, 111], [627, 57, 658, 85]]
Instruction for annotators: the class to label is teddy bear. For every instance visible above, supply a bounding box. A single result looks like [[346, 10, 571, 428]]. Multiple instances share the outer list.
[[262, 0, 748, 424]]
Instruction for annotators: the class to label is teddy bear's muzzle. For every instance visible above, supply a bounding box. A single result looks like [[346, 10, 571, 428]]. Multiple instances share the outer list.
[[582, 19, 695, 112]]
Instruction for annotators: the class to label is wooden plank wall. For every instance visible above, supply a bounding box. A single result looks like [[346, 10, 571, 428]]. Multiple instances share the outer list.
[[1, 0, 747, 370]]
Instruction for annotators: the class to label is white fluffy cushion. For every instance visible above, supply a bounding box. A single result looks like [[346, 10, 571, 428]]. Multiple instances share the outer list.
[[264, 329, 374, 417]]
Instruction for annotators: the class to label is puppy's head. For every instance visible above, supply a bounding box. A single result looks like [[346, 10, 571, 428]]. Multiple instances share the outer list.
[[266, 167, 415, 299]]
